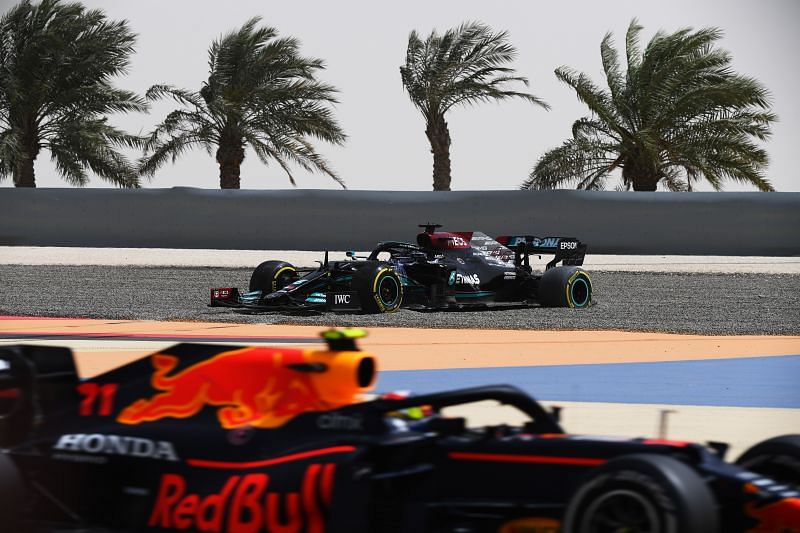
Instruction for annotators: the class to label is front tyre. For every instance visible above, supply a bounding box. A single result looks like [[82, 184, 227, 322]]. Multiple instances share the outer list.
[[353, 262, 403, 313], [538, 266, 592, 308], [736, 434, 800, 488], [249, 260, 297, 293], [563, 454, 718, 533]]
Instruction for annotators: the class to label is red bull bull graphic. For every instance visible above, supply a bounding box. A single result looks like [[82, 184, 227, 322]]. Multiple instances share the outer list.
[[745, 497, 800, 532], [117, 345, 376, 429], [149, 463, 337, 532]]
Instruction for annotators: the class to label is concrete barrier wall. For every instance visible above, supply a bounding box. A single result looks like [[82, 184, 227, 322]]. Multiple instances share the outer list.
[[1, 188, 798, 255]]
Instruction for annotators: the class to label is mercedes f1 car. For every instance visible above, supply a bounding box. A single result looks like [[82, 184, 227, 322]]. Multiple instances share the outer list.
[[1, 330, 798, 532], [209, 224, 592, 313]]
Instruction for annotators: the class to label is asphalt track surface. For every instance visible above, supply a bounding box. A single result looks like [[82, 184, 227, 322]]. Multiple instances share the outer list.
[[1, 265, 798, 334]]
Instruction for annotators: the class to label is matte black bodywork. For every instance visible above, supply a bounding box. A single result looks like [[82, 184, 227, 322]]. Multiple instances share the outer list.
[[1, 341, 797, 532]]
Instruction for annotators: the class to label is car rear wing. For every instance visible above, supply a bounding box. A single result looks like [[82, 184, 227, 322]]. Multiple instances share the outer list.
[[496, 235, 587, 270]]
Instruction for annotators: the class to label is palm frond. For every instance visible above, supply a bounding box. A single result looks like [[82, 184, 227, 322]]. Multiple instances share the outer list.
[[401, 21, 548, 118], [141, 18, 346, 188], [0, 0, 145, 186], [523, 20, 776, 192]]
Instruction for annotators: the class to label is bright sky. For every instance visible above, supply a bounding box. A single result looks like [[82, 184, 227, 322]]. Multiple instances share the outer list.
[[4, 0, 799, 191]]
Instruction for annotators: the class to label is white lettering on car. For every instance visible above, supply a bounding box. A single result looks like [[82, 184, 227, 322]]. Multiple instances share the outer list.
[[53, 434, 179, 461]]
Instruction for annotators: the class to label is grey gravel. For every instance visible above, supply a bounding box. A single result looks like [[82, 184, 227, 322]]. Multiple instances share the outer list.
[[1, 265, 798, 335]]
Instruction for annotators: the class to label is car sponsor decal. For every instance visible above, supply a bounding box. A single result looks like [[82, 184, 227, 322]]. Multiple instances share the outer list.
[[117, 347, 336, 429], [327, 291, 361, 311], [531, 237, 560, 248], [211, 288, 234, 300], [317, 412, 363, 431], [148, 463, 338, 532], [53, 433, 178, 461], [455, 273, 480, 286], [305, 292, 327, 304]]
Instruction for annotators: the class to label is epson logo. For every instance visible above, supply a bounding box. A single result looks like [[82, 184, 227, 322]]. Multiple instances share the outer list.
[[317, 413, 363, 430], [560, 241, 578, 250], [54, 434, 179, 461], [334, 294, 351, 305]]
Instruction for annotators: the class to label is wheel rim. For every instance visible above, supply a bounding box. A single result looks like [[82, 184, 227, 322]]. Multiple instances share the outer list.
[[581, 489, 660, 533], [570, 276, 590, 307], [273, 267, 296, 292], [377, 275, 400, 308]]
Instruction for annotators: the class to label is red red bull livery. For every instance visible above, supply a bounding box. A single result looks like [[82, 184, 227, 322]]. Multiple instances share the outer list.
[[0, 330, 798, 532]]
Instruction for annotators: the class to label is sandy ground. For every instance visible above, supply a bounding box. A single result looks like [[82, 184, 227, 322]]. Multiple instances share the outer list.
[[2, 318, 798, 375]]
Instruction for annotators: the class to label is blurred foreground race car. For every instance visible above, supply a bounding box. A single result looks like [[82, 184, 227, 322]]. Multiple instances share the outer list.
[[2, 329, 799, 532], [209, 224, 592, 313]]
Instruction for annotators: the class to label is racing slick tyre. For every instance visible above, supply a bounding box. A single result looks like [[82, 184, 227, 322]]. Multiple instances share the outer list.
[[0, 453, 22, 531], [538, 266, 592, 308], [353, 261, 403, 313], [249, 260, 297, 293], [563, 454, 718, 533], [736, 434, 800, 488]]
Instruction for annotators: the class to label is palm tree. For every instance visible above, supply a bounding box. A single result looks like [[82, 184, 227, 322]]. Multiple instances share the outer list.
[[523, 20, 776, 192], [0, 0, 145, 188], [400, 22, 548, 191], [140, 18, 346, 189]]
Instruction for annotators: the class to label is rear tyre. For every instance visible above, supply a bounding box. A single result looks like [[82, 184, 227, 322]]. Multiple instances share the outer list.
[[736, 434, 800, 488], [0, 454, 22, 532], [563, 454, 718, 533], [353, 262, 403, 313], [538, 266, 592, 308], [249, 260, 297, 293]]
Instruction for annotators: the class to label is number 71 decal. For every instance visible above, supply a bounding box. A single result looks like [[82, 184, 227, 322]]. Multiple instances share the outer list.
[[77, 383, 118, 416]]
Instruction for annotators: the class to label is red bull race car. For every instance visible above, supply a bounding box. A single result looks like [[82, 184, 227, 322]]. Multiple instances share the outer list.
[[1, 330, 799, 532], [210, 224, 592, 313]]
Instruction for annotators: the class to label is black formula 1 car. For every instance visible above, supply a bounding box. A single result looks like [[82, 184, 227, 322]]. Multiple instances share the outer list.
[[1, 330, 799, 532], [209, 224, 592, 313]]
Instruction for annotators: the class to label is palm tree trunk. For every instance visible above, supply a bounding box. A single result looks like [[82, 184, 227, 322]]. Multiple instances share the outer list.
[[631, 176, 660, 191], [623, 163, 659, 192], [425, 117, 452, 191], [13, 156, 36, 187], [13, 125, 39, 187], [216, 137, 245, 189]]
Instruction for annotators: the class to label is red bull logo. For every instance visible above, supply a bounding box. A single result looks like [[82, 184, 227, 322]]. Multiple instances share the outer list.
[[117, 346, 376, 429], [149, 463, 336, 532]]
